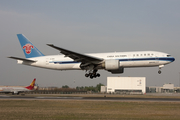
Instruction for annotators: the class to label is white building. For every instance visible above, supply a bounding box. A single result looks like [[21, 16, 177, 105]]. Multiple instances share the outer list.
[[100, 86, 107, 93], [163, 83, 174, 92], [107, 77, 146, 94], [163, 83, 174, 90]]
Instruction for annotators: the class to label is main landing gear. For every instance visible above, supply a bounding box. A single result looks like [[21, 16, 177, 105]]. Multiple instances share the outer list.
[[85, 69, 100, 79]]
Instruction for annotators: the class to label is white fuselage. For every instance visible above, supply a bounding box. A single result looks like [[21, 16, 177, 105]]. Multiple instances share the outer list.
[[17, 51, 175, 70], [0, 86, 32, 93]]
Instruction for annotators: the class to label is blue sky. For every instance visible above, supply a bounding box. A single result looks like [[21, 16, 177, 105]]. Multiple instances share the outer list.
[[0, 0, 180, 87]]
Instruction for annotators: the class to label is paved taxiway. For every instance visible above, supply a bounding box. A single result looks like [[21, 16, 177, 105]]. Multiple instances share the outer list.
[[0, 95, 180, 102]]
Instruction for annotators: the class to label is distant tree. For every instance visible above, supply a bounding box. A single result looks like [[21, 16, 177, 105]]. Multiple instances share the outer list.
[[80, 86, 84, 90], [62, 85, 69, 88], [76, 86, 79, 90], [76, 86, 85, 91], [75, 84, 104, 92], [96, 83, 104, 92]]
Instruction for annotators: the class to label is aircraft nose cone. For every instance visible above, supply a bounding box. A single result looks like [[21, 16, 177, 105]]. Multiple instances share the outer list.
[[172, 57, 175, 62], [167, 57, 175, 62]]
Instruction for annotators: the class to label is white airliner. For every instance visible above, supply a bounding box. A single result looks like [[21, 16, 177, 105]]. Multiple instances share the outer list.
[[0, 78, 36, 95], [8, 34, 175, 79]]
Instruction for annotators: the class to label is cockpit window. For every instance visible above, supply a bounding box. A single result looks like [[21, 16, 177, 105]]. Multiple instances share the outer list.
[[167, 55, 171, 57]]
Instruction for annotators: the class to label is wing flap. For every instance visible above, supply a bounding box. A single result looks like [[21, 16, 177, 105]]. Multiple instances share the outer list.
[[47, 44, 103, 64]]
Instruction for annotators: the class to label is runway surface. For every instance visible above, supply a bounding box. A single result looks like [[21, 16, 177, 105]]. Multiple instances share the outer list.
[[0, 95, 180, 102]]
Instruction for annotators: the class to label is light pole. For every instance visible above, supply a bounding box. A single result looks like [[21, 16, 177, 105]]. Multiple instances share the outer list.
[[73, 80, 75, 89], [179, 72, 180, 87]]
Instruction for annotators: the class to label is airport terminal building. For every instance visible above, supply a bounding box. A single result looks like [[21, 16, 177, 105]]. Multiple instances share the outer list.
[[147, 83, 180, 93], [101, 77, 146, 94], [101, 77, 180, 94]]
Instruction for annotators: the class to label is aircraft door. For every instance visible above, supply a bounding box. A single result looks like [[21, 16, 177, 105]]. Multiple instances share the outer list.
[[127, 54, 134, 66], [46, 58, 49, 65], [155, 53, 159, 65]]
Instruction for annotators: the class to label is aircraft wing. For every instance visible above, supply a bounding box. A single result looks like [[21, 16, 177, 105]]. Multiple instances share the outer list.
[[8, 56, 36, 63], [47, 44, 103, 64]]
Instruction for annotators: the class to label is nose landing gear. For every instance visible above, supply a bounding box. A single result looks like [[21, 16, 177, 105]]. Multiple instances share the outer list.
[[158, 70, 161, 74], [158, 65, 164, 74]]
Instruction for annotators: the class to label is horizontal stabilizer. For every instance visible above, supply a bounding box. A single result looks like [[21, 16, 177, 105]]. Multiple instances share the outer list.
[[8, 56, 36, 62]]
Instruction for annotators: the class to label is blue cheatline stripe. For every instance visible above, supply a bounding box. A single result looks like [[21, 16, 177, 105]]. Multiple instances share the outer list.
[[49, 57, 175, 64], [50, 61, 80, 64], [120, 57, 175, 62]]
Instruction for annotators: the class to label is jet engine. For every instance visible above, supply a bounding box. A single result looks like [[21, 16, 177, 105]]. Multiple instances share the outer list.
[[102, 59, 124, 74]]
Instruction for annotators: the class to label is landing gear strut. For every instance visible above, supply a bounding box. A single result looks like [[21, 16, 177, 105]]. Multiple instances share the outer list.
[[85, 69, 100, 79], [158, 65, 164, 74]]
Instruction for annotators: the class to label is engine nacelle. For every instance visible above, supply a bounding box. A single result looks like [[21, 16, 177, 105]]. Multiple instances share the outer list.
[[101, 59, 124, 74], [108, 67, 124, 74], [104, 59, 120, 70]]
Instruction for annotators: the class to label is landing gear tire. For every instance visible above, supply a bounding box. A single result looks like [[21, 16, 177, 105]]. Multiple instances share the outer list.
[[96, 73, 100, 77], [84, 70, 100, 79], [158, 70, 161, 74], [88, 73, 100, 79], [85, 73, 89, 77], [90, 75, 94, 79]]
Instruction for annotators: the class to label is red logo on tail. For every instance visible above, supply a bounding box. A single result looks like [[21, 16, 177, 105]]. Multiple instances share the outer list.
[[25, 78, 36, 90], [23, 44, 34, 54]]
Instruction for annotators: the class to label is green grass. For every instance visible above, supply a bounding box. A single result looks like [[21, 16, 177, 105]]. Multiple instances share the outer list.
[[0, 100, 180, 120], [22, 93, 180, 99]]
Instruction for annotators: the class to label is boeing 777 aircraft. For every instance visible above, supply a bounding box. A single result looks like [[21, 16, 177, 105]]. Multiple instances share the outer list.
[[8, 34, 175, 79], [0, 78, 36, 95]]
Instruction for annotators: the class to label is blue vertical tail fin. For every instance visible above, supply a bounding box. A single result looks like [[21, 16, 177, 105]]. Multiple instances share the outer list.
[[17, 34, 44, 58]]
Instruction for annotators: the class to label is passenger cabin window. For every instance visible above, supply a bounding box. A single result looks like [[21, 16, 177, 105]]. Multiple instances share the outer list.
[[167, 55, 171, 57], [144, 54, 146, 56]]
